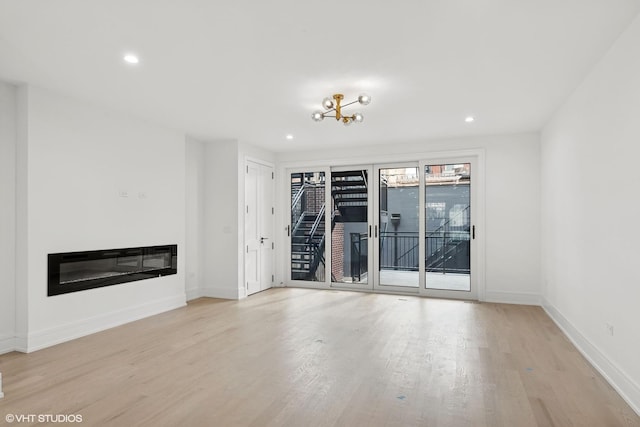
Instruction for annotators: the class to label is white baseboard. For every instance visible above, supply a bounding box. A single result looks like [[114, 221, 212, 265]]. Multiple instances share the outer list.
[[542, 299, 640, 416], [24, 294, 186, 353], [188, 286, 240, 300], [186, 287, 202, 301], [483, 290, 541, 305], [14, 334, 27, 353], [0, 334, 16, 355], [199, 285, 238, 300]]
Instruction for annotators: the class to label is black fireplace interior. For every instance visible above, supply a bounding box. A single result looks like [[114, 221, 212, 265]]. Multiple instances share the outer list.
[[48, 245, 177, 296]]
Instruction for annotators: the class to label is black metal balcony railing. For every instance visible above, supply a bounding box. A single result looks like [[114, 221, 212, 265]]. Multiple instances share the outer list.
[[379, 231, 420, 271], [350, 232, 368, 282], [349, 230, 470, 275]]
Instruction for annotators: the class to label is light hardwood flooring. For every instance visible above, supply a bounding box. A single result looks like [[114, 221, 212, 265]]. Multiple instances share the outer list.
[[0, 288, 638, 426]]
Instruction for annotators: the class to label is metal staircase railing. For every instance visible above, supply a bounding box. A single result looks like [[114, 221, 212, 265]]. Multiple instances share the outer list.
[[290, 180, 328, 281], [426, 205, 471, 273]]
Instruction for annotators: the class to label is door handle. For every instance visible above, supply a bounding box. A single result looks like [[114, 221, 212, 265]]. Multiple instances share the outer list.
[[369, 225, 372, 238], [260, 237, 269, 244], [375, 225, 378, 238]]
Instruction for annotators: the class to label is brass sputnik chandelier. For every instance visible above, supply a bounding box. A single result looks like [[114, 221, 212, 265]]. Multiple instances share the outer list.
[[311, 93, 371, 126]]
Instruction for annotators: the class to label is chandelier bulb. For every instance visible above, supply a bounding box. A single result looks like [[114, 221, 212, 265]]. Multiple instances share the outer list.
[[354, 112, 364, 123], [322, 97, 335, 110], [358, 93, 371, 105], [311, 111, 325, 122], [343, 117, 352, 126]]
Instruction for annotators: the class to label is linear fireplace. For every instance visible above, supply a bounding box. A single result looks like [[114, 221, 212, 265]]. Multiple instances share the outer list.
[[48, 245, 177, 296]]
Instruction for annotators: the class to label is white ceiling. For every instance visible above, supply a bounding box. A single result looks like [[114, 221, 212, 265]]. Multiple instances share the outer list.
[[1, 1, 639, 152]]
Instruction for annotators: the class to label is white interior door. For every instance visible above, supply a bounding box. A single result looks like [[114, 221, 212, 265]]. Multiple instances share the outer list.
[[245, 160, 274, 296]]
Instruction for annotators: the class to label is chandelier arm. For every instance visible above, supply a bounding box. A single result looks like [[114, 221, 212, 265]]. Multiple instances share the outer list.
[[340, 100, 359, 108]]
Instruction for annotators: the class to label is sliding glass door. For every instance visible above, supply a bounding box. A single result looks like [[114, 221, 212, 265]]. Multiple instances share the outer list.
[[330, 166, 372, 289], [421, 158, 476, 299], [374, 164, 420, 291], [289, 171, 327, 283], [287, 158, 477, 299], [424, 163, 471, 292]]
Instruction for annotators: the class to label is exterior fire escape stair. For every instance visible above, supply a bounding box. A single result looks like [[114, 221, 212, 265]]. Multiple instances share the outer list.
[[331, 170, 368, 223], [291, 211, 325, 280]]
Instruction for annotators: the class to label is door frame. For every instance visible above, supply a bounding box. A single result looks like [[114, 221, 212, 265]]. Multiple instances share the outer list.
[[279, 148, 485, 301], [418, 155, 480, 300], [285, 166, 332, 290], [329, 165, 375, 292], [243, 157, 275, 297], [372, 162, 421, 294]]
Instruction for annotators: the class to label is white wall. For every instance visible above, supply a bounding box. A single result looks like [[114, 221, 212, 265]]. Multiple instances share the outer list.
[[541, 15, 640, 413], [15, 86, 29, 350], [276, 133, 541, 304], [0, 81, 17, 354], [484, 136, 540, 303], [16, 85, 187, 352], [185, 136, 205, 300], [202, 140, 240, 299], [188, 139, 276, 300]]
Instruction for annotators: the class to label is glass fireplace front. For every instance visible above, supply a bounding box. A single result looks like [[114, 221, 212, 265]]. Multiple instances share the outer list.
[[48, 245, 177, 296]]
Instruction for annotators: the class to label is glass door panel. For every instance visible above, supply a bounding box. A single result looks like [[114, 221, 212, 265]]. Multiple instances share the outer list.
[[330, 169, 370, 285], [377, 166, 419, 288], [424, 163, 471, 291], [290, 171, 326, 282]]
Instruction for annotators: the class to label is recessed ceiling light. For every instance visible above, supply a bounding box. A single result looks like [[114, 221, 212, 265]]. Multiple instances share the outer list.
[[286, 134, 294, 140], [123, 54, 139, 64], [465, 116, 475, 123]]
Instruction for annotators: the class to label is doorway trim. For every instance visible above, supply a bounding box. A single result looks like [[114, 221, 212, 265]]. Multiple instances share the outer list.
[[418, 155, 480, 300], [284, 166, 332, 291], [243, 157, 276, 297], [278, 148, 485, 301], [372, 162, 421, 294], [329, 165, 374, 292]]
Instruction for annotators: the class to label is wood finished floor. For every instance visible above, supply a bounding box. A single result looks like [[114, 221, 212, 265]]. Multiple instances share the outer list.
[[0, 288, 638, 427]]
